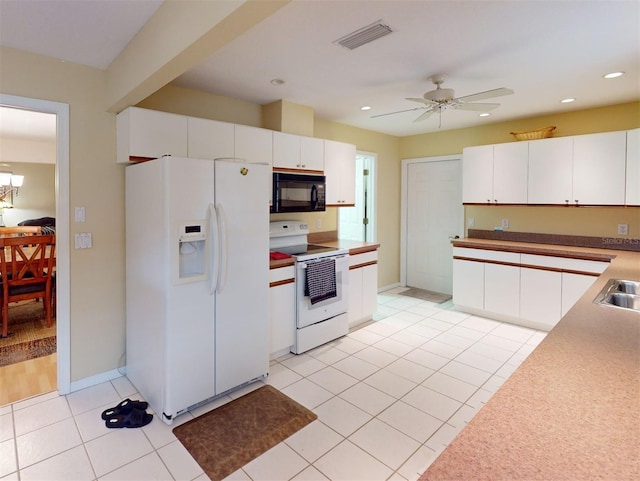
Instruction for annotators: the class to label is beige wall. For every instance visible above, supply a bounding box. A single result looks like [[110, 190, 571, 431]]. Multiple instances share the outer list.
[[135, 88, 640, 289], [2, 43, 637, 384], [400, 101, 640, 240], [1, 46, 125, 381], [139, 86, 404, 288]]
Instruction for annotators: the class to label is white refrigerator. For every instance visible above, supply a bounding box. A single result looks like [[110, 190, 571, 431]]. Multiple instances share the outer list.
[[125, 156, 270, 424]]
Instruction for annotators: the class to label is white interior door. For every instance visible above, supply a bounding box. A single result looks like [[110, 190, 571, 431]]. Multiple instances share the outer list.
[[405, 158, 462, 295], [339, 152, 376, 242]]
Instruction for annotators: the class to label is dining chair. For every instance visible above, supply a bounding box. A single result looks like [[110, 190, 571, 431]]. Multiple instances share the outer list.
[[0, 234, 56, 338], [0, 226, 42, 236]]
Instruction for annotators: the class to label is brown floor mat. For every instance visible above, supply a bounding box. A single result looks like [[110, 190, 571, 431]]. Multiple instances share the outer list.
[[173, 384, 317, 481], [399, 287, 452, 304]]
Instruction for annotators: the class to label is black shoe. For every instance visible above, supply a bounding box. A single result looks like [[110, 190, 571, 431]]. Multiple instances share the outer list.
[[101, 399, 149, 420]]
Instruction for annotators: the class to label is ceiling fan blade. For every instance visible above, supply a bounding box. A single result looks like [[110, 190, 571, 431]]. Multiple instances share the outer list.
[[455, 102, 501, 112], [370, 106, 426, 119], [413, 109, 436, 122], [406, 97, 438, 105], [457, 87, 514, 103]]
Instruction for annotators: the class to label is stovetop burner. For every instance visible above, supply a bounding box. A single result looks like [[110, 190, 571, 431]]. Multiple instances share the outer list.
[[272, 243, 341, 257], [269, 221, 348, 261]]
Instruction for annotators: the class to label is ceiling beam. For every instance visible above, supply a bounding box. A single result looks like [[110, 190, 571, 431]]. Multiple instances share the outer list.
[[106, 0, 290, 113]]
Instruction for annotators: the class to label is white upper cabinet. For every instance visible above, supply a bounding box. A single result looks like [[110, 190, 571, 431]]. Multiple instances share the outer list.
[[272, 132, 324, 171], [625, 128, 640, 206], [272, 131, 301, 170], [529, 131, 627, 205], [234, 124, 273, 166], [462, 145, 493, 203], [324, 140, 356, 206], [493, 142, 528, 203], [528, 137, 573, 204], [117, 107, 188, 163], [462, 142, 528, 203], [300, 136, 324, 171], [572, 131, 626, 205], [187, 117, 234, 160]]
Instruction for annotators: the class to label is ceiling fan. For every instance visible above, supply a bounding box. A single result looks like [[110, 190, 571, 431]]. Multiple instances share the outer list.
[[371, 74, 514, 125]]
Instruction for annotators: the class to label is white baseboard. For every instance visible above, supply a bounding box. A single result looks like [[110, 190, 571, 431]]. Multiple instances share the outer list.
[[378, 282, 401, 293], [69, 367, 125, 393]]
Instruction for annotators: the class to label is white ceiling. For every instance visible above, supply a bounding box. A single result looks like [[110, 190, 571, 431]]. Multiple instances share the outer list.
[[0, 0, 638, 139]]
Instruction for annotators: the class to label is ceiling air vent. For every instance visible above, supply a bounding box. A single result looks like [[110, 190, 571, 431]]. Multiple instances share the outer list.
[[334, 21, 393, 50]]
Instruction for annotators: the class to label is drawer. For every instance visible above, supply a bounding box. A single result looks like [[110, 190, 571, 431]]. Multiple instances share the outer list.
[[349, 251, 378, 267], [269, 265, 295, 284], [521, 254, 609, 274], [453, 247, 520, 264]]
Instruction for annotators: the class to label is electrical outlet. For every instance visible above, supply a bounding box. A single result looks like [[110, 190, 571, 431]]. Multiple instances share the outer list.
[[467, 217, 475, 228], [618, 224, 629, 235], [316, 218, 322, 229], [501, 218, 509, 229]]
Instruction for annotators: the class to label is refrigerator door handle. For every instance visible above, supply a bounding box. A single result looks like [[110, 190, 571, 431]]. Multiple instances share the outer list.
[[208, 203, 220, 294], [216, 203, 228, 292]]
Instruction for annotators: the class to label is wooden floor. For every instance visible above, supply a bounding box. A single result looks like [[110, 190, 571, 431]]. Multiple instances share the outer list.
[[0, 353, 57, 406]]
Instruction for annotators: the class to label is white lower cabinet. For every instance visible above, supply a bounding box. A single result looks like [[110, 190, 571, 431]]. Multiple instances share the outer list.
[[269, 266, 295, 357], [348, 250, 378, 327], [562, 273, 598, 317], [520, 268, 562, 329], [484, 263, 520, 320], [453, 247, 610, 331], [452, 259, 484, 310]]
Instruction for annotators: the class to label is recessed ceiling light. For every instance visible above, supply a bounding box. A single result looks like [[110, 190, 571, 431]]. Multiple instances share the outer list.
[[270, 78, 285, 86], [604, 71, 624, 79], [561, 98, 575, 103], [479, 113, 490, 117], [361, 106, 371, 111]]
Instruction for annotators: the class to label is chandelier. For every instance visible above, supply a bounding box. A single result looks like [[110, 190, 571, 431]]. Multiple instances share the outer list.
[[0, 172, 24, 202]]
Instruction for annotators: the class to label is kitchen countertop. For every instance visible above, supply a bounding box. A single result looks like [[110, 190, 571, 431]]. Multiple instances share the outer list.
[[422, 239, 640, 481], [269, 240, 379, 269]]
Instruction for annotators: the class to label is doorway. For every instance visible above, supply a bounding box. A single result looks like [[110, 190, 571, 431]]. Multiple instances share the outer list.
[[401, 155, 463, 295], [0, 94, 70, 399], [338, 152, 376, 242]]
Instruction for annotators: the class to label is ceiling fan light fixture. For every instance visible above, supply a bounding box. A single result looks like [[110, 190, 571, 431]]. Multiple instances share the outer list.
[[561, 97, 575, 103], [604, 71, 624, 79], [424, 88, 455, 102], [479, 112, 490, 117], [360, 105, 371, 111], [334, 20, 393, 50]]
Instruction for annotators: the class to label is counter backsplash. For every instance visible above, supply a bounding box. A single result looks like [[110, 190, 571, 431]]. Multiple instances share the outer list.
[[468, 229, 640, 252]]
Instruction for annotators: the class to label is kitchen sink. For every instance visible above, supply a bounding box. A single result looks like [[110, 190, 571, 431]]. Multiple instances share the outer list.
[[613, 280, 640, 295], [594, 279, 640, 312]]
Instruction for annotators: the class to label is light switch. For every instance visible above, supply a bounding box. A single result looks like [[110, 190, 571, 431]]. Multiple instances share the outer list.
[[74, 232, 92, 249], [75, 207, 85, 223]]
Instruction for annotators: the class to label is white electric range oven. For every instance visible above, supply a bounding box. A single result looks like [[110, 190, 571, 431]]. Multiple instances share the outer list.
[[269, 221, 349, 354]]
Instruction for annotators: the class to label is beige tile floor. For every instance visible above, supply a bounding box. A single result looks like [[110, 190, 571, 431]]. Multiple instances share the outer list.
[[0, 287, 546, 481]]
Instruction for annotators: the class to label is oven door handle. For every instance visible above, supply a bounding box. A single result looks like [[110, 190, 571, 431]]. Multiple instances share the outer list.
[[297, 254, 348, 269]]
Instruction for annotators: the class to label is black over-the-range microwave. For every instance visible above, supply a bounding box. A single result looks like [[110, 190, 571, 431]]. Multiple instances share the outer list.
[[272, 172, 326, 213]]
